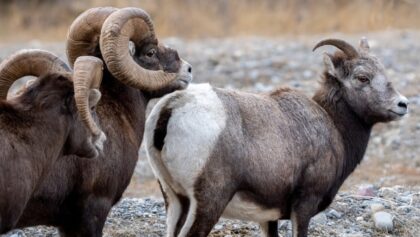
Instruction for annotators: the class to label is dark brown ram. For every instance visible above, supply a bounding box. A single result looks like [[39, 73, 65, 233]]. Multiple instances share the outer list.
[[0, 50, 104, 233], [15, 7, 192, 237]]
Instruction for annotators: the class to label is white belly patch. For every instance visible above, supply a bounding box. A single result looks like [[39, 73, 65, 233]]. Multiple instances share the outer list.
[[222, 192, 281, 222]]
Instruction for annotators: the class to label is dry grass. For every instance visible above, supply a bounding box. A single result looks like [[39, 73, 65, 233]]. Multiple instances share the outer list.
[[0, 0, 420, 42]]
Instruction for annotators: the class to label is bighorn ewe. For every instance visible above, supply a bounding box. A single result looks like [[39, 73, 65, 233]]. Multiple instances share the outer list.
[[15, 7, 192, 236], [144, 38, 409, 237], [0, 50, 105, 233]]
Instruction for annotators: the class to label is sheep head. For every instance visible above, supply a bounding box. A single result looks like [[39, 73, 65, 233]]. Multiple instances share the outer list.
[[66, 7, 192, 95], [0, 50, 106, 158], [313, 38, 408, 124]]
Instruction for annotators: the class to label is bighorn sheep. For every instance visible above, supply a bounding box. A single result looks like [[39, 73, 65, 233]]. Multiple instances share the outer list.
[[144, 38, 409, 237], [0, 50, 105, 233], [15, 7, 192, 236]]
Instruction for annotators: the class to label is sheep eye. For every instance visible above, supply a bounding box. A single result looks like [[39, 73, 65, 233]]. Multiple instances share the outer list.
[[357, 76, 369, 83], [146, 49, 156, 58]]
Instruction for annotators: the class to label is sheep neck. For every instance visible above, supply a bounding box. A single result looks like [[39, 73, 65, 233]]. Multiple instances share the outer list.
[[312, 78, 372, 185]]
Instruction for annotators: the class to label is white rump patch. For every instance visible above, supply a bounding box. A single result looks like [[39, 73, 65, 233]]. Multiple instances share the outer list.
[[162, 83, 227, 194], [145, 83, 227, 195]]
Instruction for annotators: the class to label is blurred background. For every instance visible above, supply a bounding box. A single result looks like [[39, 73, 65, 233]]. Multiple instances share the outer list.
[[0, 0, 420, 41], [0, 0, 419, 197]]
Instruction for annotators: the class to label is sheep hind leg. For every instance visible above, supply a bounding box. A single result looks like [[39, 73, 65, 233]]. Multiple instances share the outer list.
[[290, 196, 320, 237], [59, 196, 112, 237], [177, 188, 234, 237], [260, 221, 279, 237], [0, 203, 26, 234], [0, 216, 14, 235], [158, 180, 187, 237]]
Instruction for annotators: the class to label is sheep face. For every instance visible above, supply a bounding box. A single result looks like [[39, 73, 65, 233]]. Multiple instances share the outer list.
[[322, 39, 408, 124], [132, 38, 193, 97], [19, 74, 101, 158]]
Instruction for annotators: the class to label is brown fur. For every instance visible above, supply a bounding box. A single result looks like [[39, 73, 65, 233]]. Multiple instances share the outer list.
[[151, 40, 408, 237], [15, 41, 189, 237], [0, 74, 99, 233]]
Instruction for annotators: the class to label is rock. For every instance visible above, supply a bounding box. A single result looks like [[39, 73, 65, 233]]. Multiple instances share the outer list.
[[343, 234, 364, 237], [214, 224, 224, 230], [6, 231, 26, 237], [372, 211, 394, 232], [396, 205, 412, 214], [311, 212, 328, 225], [370, 203, 385, 213], [326, 209, 343, 219], [397, 195, 412, 203], [379, 187, 398, 199], [357, 184, 376, 197]]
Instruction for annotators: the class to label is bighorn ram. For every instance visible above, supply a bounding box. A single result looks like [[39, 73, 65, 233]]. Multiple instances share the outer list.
[[145, 38, 409, 237], [0, 50, 105, 233], [15, 7, 192, 236]]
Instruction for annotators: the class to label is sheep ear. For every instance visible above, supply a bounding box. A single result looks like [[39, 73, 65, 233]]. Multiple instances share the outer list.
[[323, 53, 337, 77], [359, 37, 370, 52]]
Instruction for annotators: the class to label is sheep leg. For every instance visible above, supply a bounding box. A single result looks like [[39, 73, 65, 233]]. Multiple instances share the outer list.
[[0, 216, 16, 234], [158, 180, 186, 237], [0, 199, 27, 234], [290, 196, 320, 237], [177, 187, 234, 237], [260, 221, 279, 237], [59, 196, 112, 237], [173, 195, 189, 237], [0, 215, 16, 234]]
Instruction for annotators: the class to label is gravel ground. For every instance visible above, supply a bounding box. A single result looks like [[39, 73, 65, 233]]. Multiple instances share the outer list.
[[0, 30, 419, 236], [4, 186, 420, 237]]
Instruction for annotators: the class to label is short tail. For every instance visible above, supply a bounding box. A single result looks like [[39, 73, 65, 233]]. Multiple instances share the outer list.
[[144, 93, 178, 186]]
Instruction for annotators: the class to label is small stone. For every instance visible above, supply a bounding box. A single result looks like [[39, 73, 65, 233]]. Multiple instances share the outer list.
[[397, 195, 412, 203], [356, 216, 364, 222], [396, 205, 412, 214], [214, 224, 224, 230], [373, 211, 394, 232], [370, 203, 385, 213], [357, 184, 376, 197], [312, 212, 328, 225], [303, 70, 312, 78], [343, 234, 364, 237], [379, 187, 398, 199], [326, 209, 343, 219], [5, 230, 26, 237]]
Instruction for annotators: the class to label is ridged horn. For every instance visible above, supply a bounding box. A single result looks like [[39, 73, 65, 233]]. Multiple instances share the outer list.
[[66, 7, 118, 67], [313, 39, 359, 59], [0, 49, 71, 99], [73, 56, 105, 147], [100, 7, 177, 91]]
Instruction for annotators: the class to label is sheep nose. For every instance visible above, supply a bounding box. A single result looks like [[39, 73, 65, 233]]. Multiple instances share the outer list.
[[395, 95, 409, 116], [398, 101, 407, 109], [397, 96, 409, 109]]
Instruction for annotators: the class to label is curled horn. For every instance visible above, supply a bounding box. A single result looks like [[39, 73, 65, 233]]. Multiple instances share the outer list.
[[66, 7, 118, 67], [73, 56, 106, 151], [100, 7, 178, 91], [313, 39, 359, 59], [0, 49, 71, 99]]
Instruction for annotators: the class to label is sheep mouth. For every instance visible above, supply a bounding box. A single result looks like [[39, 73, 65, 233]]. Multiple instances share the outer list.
[[388, 110, 406, 117], [177, 74, 193, 86], [179, 79, 190, 84]]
